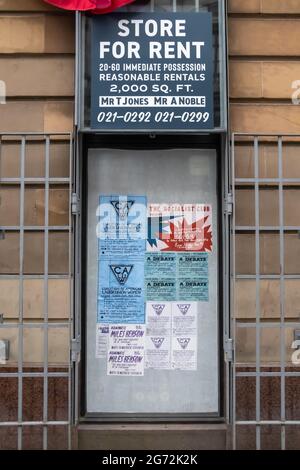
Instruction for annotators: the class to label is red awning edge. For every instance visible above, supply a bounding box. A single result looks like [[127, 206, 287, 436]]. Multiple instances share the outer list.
[[43, 0, 136, 13]]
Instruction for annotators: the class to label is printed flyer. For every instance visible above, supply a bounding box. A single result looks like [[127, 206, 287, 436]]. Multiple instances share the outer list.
[[95, 324, 109, 359], [97, 195, 147, 258], [107, 324, 145, 376], [98, 258, 145, 324], [171, 335, 197, 371], [97, 194, 147, 325], [145, 251, 209, 302], [145, 301, 198, 371], [147, 203, 212, 252]]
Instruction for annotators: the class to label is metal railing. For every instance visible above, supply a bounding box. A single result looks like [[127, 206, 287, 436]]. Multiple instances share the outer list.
[[232, 133, 300, 450], [0, 133, 73, 450]]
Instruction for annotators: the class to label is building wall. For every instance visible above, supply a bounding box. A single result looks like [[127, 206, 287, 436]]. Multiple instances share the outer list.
[[0, 0, 299, 450]]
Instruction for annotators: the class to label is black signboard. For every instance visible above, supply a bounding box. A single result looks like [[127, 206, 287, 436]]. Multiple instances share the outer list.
[[91, 13, 214, 130]]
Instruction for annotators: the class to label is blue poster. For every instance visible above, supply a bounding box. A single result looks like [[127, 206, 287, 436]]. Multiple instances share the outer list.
[[177, 253, 208, 278], [97, 195, 147, 257], [177, 278, 209, 302], [97, 195, 147, 324], [145, 253, 177, 278], [145, 278, 177, 302], [98, 258, 145, 324], [91, 13, 214, 130]]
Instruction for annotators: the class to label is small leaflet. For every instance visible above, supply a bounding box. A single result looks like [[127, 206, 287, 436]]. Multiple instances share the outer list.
[[107, 324, 145, 376], [95, 324, 109, 359], [145, 302, 198, 371], [171, 302, 197, 371], [171, 335, 197, 371], [145, 302, 172, 370], [177, 278, 209, 302]]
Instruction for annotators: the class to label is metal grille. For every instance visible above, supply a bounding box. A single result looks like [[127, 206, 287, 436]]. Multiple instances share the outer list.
[[232, 134, 300, 450], [0, 133, 73, 450]]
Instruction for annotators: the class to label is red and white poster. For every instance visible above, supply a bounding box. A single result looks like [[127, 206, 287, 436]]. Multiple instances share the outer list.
[[147, 203, 212, 253]]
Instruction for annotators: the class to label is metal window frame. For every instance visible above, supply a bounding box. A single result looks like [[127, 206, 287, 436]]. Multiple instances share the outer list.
[[72, 131, 229, 424], [231, 133, 300, 450], [0, 132, 73, 450]]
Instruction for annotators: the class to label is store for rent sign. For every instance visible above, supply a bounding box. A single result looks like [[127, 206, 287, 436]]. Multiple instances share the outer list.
[[91, 13, 214, 130]]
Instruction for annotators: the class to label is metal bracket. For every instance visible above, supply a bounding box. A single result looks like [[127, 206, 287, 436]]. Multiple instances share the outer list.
[[225, 192, 233, 216], [71, 193, 80, 216], [0, 339, 10, 364], [71, 336, 81, 363], [224, 338, 234, 363]]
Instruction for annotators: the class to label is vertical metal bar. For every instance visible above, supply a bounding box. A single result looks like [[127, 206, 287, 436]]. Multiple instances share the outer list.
[[231, 133, 237, 450], [18, 137, 26, 450], [43, 136, 50, 450], [150, 0, 155, 12], [75, 12, 80, 129], [68, 134, 73, 450], [278, 137, 286, 450], [195, 0, 200, 12], [254, 137, 261, 450], [173, 0, 177, 13]]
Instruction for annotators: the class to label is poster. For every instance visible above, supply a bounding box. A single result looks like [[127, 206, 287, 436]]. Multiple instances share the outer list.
[[145, 335, 171, 370], [147, 203, 212, 252], [177, 278, 209, 302], [145, 302, 172, 370], [91, 13, 214, 130], [172, 302, 197, 337], [107, 324, 145, 376], [145, 251, 209, 302], [145, 301, 198, 371], [171, 335, 197, 371], [177, 253, 208, 277], [95, 324, 109, 359], [171, 301, 197, 371], [145, 279, 176, 302], [97, 194, 147, 324], [97, 195, 147, 257], [98, 258, 145, 323]]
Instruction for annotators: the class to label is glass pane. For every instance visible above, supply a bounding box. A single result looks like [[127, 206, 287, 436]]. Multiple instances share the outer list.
[[86, 148, 219, 414]]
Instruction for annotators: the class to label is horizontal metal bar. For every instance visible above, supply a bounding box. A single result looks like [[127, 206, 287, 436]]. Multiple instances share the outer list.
[[235, 274, 300, 280], [0, 421, 69, 427], [0, 372, 69, 378], [233, 133, 300, 137], [0, 275, 70, 280], [236, 371, 300, 378], [236, 322, 300, 328], [236, 421, 300, 426], [235, 178, 300, 184], [0, 133, 72, 137], [0, 322, 70, 328], [236, 226, 300, 232], [79, 127, 227, 135], [0, 178, 70, 184], [0, 226, 70, 231]]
